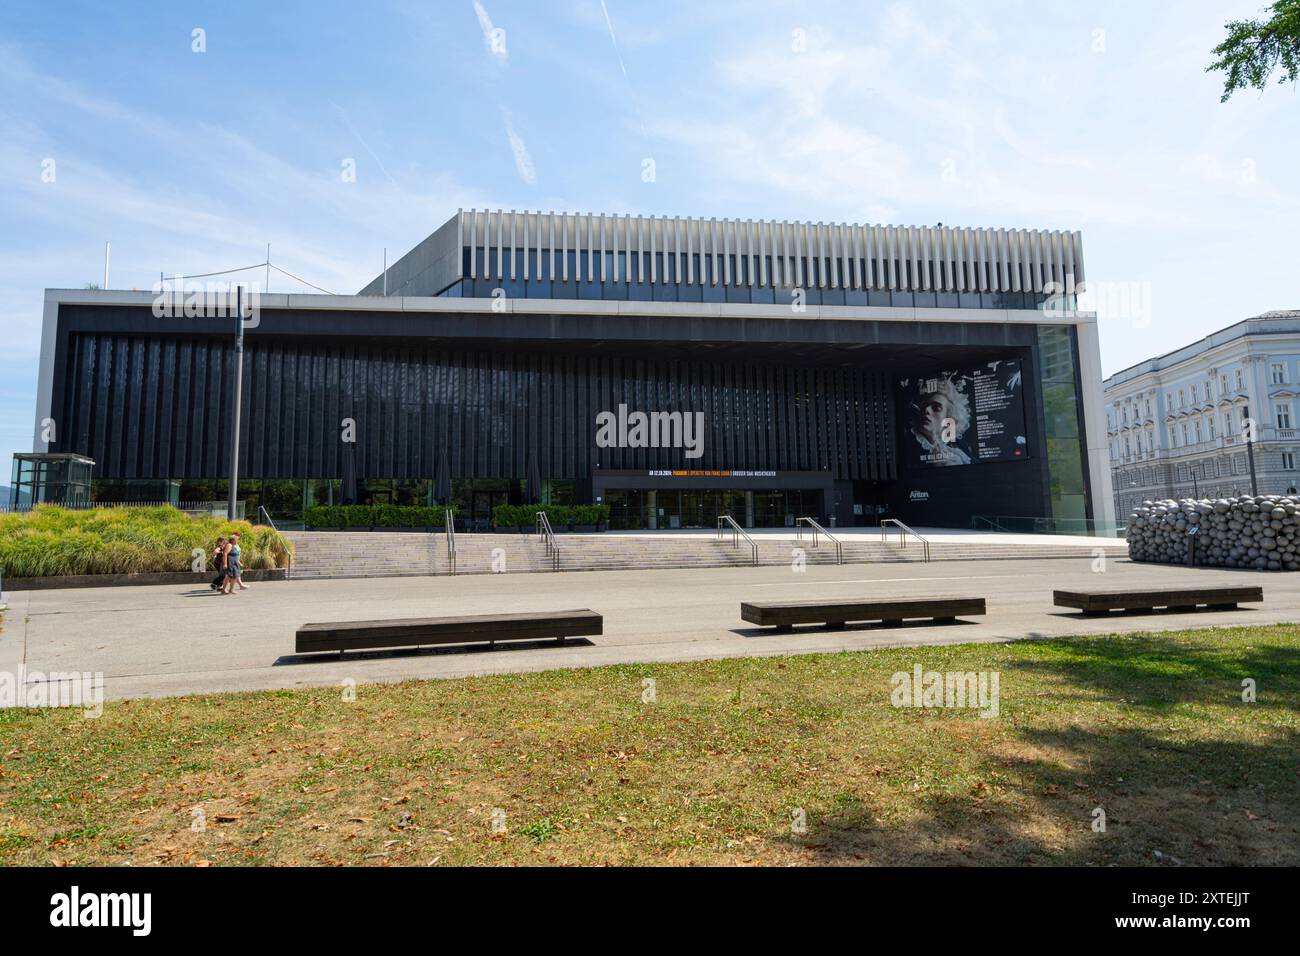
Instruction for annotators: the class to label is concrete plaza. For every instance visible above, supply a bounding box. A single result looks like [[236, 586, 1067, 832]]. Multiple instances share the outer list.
[[2, 557, 1296, 702]]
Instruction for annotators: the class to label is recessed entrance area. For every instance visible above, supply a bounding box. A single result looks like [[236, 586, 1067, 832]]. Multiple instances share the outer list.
[[604, 488, 825, 529]]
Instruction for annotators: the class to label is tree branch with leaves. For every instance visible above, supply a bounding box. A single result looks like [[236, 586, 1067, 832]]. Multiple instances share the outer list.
[[1208, 0, 1300, 101]]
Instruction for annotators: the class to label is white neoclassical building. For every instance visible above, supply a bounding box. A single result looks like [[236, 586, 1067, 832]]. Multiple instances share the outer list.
[[1104, 311, 1300, 517]]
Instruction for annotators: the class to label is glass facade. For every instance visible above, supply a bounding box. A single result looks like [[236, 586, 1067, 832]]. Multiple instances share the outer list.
[[9, 454, 94, 509], [1037, 326, 1090, 522], [605, 488, 824, 530], [441, 249, 1072, 311]]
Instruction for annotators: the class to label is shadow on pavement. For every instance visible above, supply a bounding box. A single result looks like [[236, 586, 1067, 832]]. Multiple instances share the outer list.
[[273, 637, 596, 666]]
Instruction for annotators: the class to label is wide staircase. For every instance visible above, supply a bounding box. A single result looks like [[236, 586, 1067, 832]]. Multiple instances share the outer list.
[[287, 529, 1127, 579], [289, 532, 444, 579]]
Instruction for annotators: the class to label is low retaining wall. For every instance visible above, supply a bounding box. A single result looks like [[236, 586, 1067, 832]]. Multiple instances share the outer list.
[[3, 568, 290, 591], [1127, 495, 1300, 571]]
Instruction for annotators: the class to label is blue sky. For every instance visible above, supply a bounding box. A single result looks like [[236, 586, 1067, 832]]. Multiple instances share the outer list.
[[2, 0, 1297, 483]]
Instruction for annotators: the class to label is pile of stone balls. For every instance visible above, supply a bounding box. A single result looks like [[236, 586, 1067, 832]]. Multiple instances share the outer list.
[[1127, 496, 1300, 571]]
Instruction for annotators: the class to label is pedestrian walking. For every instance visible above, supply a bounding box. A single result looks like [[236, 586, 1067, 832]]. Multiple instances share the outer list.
[[221, 531, 243, 594], [210, 536, 227, 590]]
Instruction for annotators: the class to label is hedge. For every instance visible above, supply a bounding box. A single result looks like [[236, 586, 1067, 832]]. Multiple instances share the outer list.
[[302, 505, 455, 529], [492, 503, 610, 529], [0, 505, 293, 578]]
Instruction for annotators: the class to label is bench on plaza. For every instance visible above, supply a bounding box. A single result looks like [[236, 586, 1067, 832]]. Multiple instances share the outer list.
[[295, 609, 602, 656], [740, 597, 986, 631], [1052, 587, 1263, 616]]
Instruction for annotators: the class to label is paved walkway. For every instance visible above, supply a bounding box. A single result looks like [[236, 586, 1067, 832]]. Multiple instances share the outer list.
[[601, 526, 1123, 548], [2, 558, 1293, 702]]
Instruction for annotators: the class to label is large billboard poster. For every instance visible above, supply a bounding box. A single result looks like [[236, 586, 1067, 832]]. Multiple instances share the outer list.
[[899, 360, 1028, 467]]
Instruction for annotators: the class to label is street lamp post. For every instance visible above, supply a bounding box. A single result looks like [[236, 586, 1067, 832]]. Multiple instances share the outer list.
[[227, 287, 245, 521], [1246, 435, 1258, 496]]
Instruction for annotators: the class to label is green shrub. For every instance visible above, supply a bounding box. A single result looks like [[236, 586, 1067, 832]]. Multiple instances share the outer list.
[[304, 505, 453, 529], [487, 503, 604, 530], [572, 504, 610, 526], [303, 506, 338, 529], [0, 505, 294, 578], [536, 504, 572, 528], [493, 503, 526, 529]]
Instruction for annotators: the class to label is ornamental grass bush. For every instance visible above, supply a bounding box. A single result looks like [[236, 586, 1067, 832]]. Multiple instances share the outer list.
[[0, 505, 294, 578]]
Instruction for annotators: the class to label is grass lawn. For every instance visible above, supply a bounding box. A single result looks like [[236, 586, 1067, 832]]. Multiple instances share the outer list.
[[1, 625, 1297, 866]]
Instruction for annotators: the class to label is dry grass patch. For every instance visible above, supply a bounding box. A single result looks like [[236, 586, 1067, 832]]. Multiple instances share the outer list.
[[1, 625, 1297, 866]]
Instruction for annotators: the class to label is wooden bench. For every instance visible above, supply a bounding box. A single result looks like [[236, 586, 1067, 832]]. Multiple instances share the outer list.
[[295, 609, 602, 656], [1053, 587, 1263, 616], [741, 597, 985, 631]]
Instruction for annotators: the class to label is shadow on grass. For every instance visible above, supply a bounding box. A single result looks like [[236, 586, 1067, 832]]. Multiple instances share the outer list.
[[789, 631, 1300, 866], [1010, 630, 1300, 712], [733, 619, 981, 639]]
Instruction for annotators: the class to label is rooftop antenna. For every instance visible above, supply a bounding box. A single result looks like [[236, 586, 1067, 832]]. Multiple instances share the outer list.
[[383, 248, 387, 295], [265, 243, 271, 293], [103, 241, 110, 289]]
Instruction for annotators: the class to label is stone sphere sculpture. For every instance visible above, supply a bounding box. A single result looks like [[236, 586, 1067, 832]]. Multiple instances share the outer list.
[[1127, 495, 1299, 571]]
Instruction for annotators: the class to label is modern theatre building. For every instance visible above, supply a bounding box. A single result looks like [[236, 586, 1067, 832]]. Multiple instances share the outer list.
[[28, 210, 1115, 531]]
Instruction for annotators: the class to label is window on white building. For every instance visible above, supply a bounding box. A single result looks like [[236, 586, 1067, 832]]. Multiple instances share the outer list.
[[1220, 374, 1228, 394], [1272, 363, 1287, 385], [1284, 451, 1296, 471], [1278, 404, 1292, 430], [1235, 369, 1243, 390]]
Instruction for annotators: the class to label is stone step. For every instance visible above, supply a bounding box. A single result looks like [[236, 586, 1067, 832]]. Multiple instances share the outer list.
[[284, 531, 1126, 579]]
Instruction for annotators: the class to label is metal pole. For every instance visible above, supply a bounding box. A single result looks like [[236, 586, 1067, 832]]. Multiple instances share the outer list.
[[227, 287, 245, 520], [1247, 437, 1258, 496], [265, 243, 271, 293], [383, 248, 387, 295], [103, 241, 110, 288]]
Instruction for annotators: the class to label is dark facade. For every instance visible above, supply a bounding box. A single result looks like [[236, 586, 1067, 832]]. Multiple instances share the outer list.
[[39, 299, 1088, 528]]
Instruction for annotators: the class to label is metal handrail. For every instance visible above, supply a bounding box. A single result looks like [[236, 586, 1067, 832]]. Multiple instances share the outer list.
[[716, 514, 759, 565], [446, 512, 457, 575], [257, 505, 278, 531], [536, 511, 560, 571], [795, 516, 843, 564], [881, 518, 930, 562]]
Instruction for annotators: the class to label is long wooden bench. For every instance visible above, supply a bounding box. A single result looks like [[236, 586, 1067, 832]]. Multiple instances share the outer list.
[[1053, 587, 1263, 616], [295, 609, 602, 656], [741, 597, 985, 631]]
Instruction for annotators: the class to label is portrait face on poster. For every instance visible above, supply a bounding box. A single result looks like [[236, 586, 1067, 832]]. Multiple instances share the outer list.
[[900, 360, 1027, 468]]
